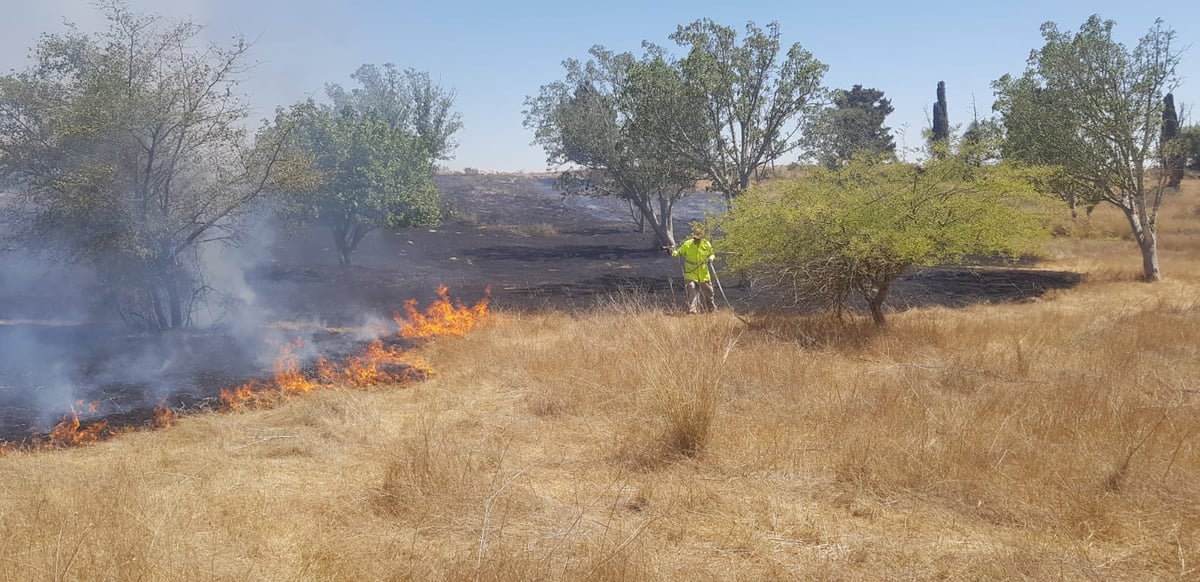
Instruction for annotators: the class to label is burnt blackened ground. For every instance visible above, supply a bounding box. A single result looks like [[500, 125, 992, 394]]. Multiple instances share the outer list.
[[0, 173, 1081, 441], [892, 266, 1082, 309]]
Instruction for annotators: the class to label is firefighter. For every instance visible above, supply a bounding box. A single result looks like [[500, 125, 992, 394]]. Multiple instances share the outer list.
[[665, 224, 717, 314]]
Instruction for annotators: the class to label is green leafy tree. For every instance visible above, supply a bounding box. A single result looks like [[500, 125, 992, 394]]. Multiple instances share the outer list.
[[1181, 124, 1200, 170], [524, 47, 702, 248], [325, 64, 462, 162], [992, 76, 1095, 217], [655, 20, 828, 203], [805, 85, 896, 168], [959, 118, 1003, 167], [717, 158, 1048, 326], [0, 1, 288, 332], [274, 101, 439, 267], [993, 15, 1181, 281]]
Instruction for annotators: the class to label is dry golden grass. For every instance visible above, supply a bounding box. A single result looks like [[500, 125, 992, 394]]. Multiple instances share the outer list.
[[3, 181, 1200, 580], [1044, 180, 1200, 283]]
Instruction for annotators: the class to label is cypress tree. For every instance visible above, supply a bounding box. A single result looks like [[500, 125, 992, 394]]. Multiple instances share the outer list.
[[1163, 93, 1184, 187], [931, 81, 949, 155]]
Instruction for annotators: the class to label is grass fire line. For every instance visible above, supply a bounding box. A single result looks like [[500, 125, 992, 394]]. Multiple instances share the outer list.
[[0, 398, 181, 452], [218, 285, 489, 412], [0, 285, 489, 455]]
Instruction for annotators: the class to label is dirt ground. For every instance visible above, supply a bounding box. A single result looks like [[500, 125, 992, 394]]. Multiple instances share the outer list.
[[0, 173, 1081, 440]]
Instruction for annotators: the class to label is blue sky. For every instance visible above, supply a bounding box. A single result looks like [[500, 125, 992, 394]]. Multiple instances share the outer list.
[[2, 0, 1197, 171]]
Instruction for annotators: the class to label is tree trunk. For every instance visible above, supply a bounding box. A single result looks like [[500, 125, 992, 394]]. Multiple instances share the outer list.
[[1123, 206, 1161, 282], [331, 219, 373, 268], [632, 196, 674, 248], [1167, 158, 1185, 189], [332, 222, 353, 267], [627, 200, 646, 233], [866, 280, 892, 327], [149, 286, 168, 332], [647, 214, 673, 249], [163, 270, 184, 329], [115, 259, 190, 333], [1137, 232, 1161, 282], [154, 257, 190, 331], [657, 194, 677, 249]]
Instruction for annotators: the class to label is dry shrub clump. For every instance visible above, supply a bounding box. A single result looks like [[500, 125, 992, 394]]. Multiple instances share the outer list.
[[2, 182, 1200, 580]]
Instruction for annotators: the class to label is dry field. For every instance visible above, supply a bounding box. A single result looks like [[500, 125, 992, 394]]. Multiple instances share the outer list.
[[2, 181, 1199, 580]]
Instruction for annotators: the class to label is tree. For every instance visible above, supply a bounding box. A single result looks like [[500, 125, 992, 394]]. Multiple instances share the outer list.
[[992, 76, 1095, 217], [930, 81, 950, 155], [0, 1, 287, 332], [1162, 93, 1185, 188], [524, 47, 702, 248], [325, 64, 462, 162], [655, 20, 828, 203], [716, 158, 1048, 326], [993, 15, 1181, 281], [805, 85, 896, 168], [1181, 124, 1200, 170], [274, 101, 440, 267], [959, 118, 1003, 167]]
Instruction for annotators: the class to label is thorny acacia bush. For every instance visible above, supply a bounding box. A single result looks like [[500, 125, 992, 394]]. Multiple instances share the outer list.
[[717, 157, 1052, 324]]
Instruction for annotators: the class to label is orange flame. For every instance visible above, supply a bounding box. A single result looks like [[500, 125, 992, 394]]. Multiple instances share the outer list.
[[318, 340, 433, 388], [219, 381, 263, 410], [150, 401, 179, 429], [396, 285, 489, 340], [223, 286, 484, 411], [48, 403, 108, 447], [220, 377, 289, 411], [219, 339, 316, 411], [272, 340, 317, 396], [18, 287, 488, 448]]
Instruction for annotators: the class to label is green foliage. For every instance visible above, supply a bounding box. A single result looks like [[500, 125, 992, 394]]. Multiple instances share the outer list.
[[523, 47, 701, 247], [0, 1, 285, 331], [993, 78, 1072, 168], [664, 19, 828, 201], [992, 15, 1182, 280], [325, 64, 462, 161], [717, 158, 1050, 325], [959, 119, 1003, 167], [992, 75, 1094, 215], [806, 85, 896, 168], [274, 100, 439, 266], [527, 18, 826, 228], [1181, 125, 1200, 170]]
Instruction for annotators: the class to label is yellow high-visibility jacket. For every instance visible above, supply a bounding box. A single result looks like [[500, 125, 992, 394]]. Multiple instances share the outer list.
[[672, 238, 714, 282]]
